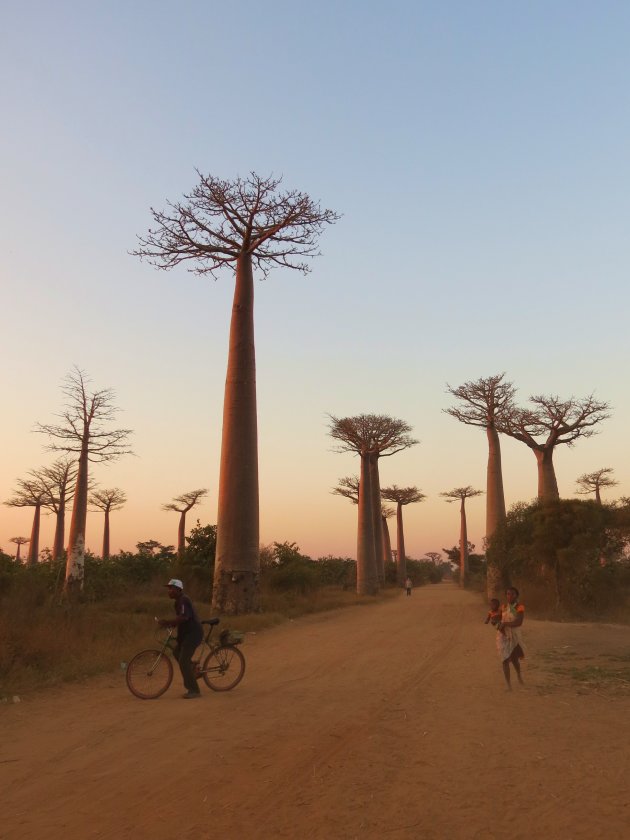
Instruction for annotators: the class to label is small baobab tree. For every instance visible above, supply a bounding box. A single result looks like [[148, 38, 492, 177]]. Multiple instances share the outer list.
[[39, 457, 78, 563], [133, 172, 339, 614], [89, 488, 127, 560], [35, 368, 133, 592], [4, 475, 47, 565], [380, 485, 426, 585], [329, 415, 418, 595], [440, 486, 483, 587], [498, 394, 610, 502], [575, 468, 618, 505], [445, 373, 516, 598], [424, 551, 442, 566], [9, 537, 30, 563], [162, 489, 208, 562]]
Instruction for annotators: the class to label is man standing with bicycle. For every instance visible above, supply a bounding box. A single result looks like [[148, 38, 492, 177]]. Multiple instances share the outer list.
[[159, 579, 204, 699]]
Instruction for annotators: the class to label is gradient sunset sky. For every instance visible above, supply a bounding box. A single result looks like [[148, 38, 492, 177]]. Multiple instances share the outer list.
[[2, 1, 629, 563]]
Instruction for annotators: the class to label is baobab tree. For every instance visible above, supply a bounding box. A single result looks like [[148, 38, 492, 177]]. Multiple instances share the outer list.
[[35, 368, 132, 591], [329, 415, 418, 595], [381, 506, 395, 570], [440, 486, 483, 587], [332, 477, 394, 574], [575, 468, 618, 504], [380, 485, 426, 585], [39, 457, 78, 563], [424, 551, 442, 566], [89, 488, 127, 560], [133, 172, 338, 614], [445, 373, 516, 597], [498, 394, 610, 501], [9, 537, 29, 563], [162, 489, 208, 562], [4, 475, 47, 565]]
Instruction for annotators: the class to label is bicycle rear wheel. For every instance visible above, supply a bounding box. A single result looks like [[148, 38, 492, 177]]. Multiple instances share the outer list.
[[126, 649, 173, 699], [202, 645, 245, 691]]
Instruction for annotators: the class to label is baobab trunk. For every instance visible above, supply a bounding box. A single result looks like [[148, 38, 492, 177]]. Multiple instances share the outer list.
[[102, 509, 110, 561], [357, 454, 378, 595], [66, 445, 89, 591], [486, 425, 506, 598], [395, 503, 406, 585], [381, 515, 393, 571], [213, 254, 260, 614], [369, 455, 384, 586], [534, 449, 560, 502], [177, 511, 186, 562], [52, 495, 66, 563], [459, 498, 468, 588], [27, 503, 41, 566]]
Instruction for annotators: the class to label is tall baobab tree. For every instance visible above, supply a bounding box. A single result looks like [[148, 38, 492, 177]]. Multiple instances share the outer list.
[[89, 488, 127, 560], [35, 368, 133, 591], [162, 489, 208, 562], [440, 486, 483, 588], [329, 415, 418, 595], [380, 485, 426, 585], [575, 468, 618, 505], [332, 477, 395, 579], [445, 373, 516, 596], [9, 537, 29, 563], [499, 394, 610, 502], [133, 173, 338, 614], [4, 475, 47, 565], [39, 457, 78, 563]]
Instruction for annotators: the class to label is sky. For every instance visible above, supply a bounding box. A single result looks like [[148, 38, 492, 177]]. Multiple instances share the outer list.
[[2, 0, 630, 563]]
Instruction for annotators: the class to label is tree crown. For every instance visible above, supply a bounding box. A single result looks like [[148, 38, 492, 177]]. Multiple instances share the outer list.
[[380, 485, 426, 506], [133, 172, 340, 279], [162, 488, 208, 513], [445, 373, 516, 428], [498, 394, 610, 451], [440, 486, 484, 502], [328, 414, 418, 457]]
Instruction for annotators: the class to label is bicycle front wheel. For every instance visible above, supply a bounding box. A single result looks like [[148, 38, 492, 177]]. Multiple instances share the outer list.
[[202, 645, 245, 692], [126, 649, 173, 699]]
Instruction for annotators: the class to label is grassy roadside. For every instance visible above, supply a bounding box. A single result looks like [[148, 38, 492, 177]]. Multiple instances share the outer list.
[[0, 584, 399, 698]]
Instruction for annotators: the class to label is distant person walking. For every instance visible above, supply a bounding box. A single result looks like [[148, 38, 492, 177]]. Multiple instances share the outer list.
[[496, 586, 525, 690], [404, 576, 413, 596]]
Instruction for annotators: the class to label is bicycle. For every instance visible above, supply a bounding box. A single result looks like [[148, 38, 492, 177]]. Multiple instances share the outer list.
[[125, 617, 246, 700]]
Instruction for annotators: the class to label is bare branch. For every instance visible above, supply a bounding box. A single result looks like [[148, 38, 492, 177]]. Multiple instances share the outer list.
[[89, 487, 127, 513]]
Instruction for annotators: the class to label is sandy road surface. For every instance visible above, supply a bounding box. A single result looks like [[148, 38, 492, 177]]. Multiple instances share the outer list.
[[2, 583, 630, 840]]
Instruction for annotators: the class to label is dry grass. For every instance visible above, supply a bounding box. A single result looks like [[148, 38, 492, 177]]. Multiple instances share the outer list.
[[0, 584, 398, 697]]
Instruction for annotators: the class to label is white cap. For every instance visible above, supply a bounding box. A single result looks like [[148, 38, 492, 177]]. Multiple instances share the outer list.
[[165, 578, 184, 590]]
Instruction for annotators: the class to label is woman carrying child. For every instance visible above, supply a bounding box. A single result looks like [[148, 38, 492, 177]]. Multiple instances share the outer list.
[[496, 586, 525, 690]]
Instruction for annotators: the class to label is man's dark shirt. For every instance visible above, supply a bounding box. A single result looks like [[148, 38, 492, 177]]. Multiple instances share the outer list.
[[173, 593, 203, 644]]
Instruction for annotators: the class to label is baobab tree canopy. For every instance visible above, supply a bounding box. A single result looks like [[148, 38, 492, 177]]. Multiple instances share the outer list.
[[445, 373, 516, 428], [575, 468, 618, 503], [132, 172, 340, 278], [498, 393, 611, 501], [328, 415, 418, 457]]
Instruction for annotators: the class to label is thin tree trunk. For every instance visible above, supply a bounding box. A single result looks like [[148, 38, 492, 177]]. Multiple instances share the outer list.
[[213, 254, 260, 614], [369, 455, 384, 587], [66, 445, 89, 591], [381, 516, 393, 573], [102, 508, 110, 560], [534, 448, 560, 501], [485, 424, 506, 598], [357, 453, 378, 595], [395, 502, 406, 585], [595, 486, 602, 504], [16, 543, 23, 563], [27, 504, 41, 565], [459, 498, 468, 588], [177, 511, 186, 562], [52, 495, 66, 563]]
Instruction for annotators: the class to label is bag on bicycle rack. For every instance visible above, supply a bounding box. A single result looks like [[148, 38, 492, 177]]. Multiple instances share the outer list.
[[220, 628, 244, 645]]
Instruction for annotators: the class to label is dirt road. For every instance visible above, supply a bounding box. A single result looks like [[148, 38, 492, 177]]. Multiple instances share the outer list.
[[2, 583, 629, 839]]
